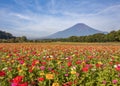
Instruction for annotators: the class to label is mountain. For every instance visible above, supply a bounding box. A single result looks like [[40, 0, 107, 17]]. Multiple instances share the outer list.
[[46, 23, 105, 38], [0, 30, 15, 39]]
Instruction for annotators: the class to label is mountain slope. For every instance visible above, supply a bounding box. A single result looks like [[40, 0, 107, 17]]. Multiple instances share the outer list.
[[47, 23, 105, 38]]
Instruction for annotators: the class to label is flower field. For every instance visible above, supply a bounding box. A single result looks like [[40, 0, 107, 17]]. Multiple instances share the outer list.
[[0, 43, 120, 86]]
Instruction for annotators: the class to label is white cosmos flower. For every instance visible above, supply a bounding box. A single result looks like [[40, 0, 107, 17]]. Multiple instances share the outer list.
[[114, 65, 117, 68], [71, 66, 76, 70], [91, 68, 96, 71]]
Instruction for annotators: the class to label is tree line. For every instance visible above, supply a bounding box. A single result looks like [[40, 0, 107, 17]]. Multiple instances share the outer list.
[[38, 30, 120, 42], [0, 30, 27, 43], [0, 30, 120, 43]]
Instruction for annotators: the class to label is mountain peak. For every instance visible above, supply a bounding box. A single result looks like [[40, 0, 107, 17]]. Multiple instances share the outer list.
[[70, 23, 91, 30], [47, 23, 104, 38], [74, 23, 86, 26], [72, 23, 86, 27]]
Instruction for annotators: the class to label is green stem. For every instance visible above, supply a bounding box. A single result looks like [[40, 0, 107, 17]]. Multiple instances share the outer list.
[[49, 80, 51, 86]]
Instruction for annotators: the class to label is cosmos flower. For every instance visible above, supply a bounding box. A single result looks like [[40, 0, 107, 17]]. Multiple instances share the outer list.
[[52, 82, 59, 86], [46, 74, 54, 80], [40, 71, 45, 76], [63, 81, 73, 86], [71, 66, 76, 70], [114, 64, 120, 71], [12, 76, 23, 84], [0, 70, 6, 77], [38, 77, 45, 82], [40, 66, 45, 70], [91, 68, 96, 72], [11, 83, 18, 86], [82, 67, 89, 72], [64, 74, 69, 77], [18, 82, 28, 86], [102, 80, 106, 84], [48, 67, 53, 71], [76, 60, 81, 64], [19, 60, 24, 64], [67, 62, 72, 67], [112, 79, 118, 84], [71, 70, 76, 74]]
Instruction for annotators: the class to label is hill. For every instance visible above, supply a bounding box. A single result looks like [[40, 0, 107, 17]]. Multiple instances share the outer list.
[[47, 23, 105, 38]]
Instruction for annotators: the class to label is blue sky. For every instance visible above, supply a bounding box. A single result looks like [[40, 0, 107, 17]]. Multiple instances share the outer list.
[[0, 0, 120, 38]]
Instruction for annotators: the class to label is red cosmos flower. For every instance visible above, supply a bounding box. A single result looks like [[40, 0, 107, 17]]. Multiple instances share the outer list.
[[11, 82, 18, 86], [76, 60, 81, 65], [85, 64, 92, 68], [8, 54, 13, 57], [41, 62, 46, 65], [32, 60, 39, 66], [96, 63, 102, 68], [38, 77, 44, 82], [88, 56, 94, 59], [62, 81, 73, 86], [29, 69, 33, 73], [51, 70, 59, 74], [82, 67, 89, 72], [0, 70, 6, 76], [67, 62, 72, 67], [8, 67, 12, 71], [73, 79, 79, 85], [109, 61, 113, 65], [115, 64, 120, 71], [116, 62, 120, 65], [12, 76, 23, 84], [116, 67, 120, 71], [18, 82, 28, 86], [32, 51, 37, 55]]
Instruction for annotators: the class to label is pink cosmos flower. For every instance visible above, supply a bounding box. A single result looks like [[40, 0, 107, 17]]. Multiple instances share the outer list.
[[19, 60, 24, 64], [11, 83, 18, 86], [112, 80, 118, 84], [40, 66, 45, 70], [64, 74, 69, 77], [48, 67, 52, 71], [102, 80, 106, 84]]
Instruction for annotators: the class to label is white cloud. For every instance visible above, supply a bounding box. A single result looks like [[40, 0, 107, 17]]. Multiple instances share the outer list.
[[10, 13, 31, 20], [96, 4, 120, 15]]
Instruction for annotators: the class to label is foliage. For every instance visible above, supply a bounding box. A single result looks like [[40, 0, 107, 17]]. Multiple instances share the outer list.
[[0, 30, 14, 39], [0, 30, 27, 43]]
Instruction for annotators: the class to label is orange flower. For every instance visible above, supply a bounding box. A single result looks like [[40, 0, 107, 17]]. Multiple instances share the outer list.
[[71, 70, 76, 74], [17, 67, 21, 71], [46, 74, 54, 80], [52, 82, 59, 86]]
